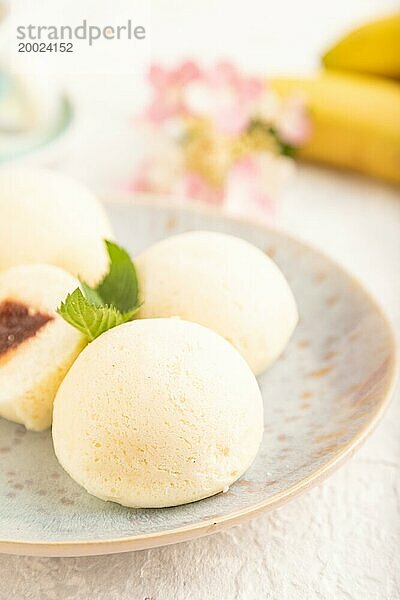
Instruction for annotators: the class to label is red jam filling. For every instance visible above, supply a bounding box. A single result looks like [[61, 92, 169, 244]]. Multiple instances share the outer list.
[[0, 300, 53, 358]]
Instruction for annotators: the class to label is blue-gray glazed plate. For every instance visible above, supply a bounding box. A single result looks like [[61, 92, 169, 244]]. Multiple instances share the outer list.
[[0, 197, 396, 556]]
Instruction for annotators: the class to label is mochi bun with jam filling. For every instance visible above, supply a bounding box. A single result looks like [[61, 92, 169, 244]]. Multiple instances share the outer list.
[[52, 318, 263, 508], [0, 265, 86, 431], [136, 231, 298, 375], [0, 167, 113, 285]]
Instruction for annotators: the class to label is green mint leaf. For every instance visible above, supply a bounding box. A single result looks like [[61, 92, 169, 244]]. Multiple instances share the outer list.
[[95, 240, 139, 313], [121, 303, 142, 322], [80, 281, 104, 307], [57, 241, 142, 341], [57, 288, 134, 342]]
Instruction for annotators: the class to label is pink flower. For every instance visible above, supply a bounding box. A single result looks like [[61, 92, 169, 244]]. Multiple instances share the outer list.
[[276, 95, 311, 146], [145, 61, 201, 124], [224, 152, 295, 221], [183, 61, 264, 135], [126, 135, 184, 195], [130, 60, 304, 220], [174, 172, 224, 205]]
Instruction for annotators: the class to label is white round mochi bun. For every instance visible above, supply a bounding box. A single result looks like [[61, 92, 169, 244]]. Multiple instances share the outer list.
[[0, 265, 86, 431], [136, 231, 298, 375], [0, 167, 113, 285], [53, 318, 263, 508]]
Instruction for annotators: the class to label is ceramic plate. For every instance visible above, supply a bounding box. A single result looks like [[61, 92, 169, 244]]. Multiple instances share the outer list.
[[0, 198, 396, 556]]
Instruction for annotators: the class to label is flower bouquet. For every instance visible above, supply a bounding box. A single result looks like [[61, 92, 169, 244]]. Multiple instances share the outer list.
[[129, 61, 310, 221]]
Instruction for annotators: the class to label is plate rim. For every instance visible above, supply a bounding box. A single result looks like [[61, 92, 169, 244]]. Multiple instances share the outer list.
[[0, 195, 397, 556]]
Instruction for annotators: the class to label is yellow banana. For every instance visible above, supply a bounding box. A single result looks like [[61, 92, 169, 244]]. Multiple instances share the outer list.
[[271, 71, 400, 185], [322, 14, 400, 80]]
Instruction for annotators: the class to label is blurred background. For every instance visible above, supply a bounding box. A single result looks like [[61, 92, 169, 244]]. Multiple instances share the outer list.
[[0, 1, 398, 184], [0, 0, 399, 305]]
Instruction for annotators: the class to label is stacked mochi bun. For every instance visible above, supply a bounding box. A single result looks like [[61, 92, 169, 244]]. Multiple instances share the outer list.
[[0, 167, 298, 508]]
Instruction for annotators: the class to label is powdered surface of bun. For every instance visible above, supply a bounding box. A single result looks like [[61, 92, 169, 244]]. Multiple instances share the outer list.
[[53, 318, 263, 508], [136, 231, 298, 375], [0, 167, 113, 285]]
